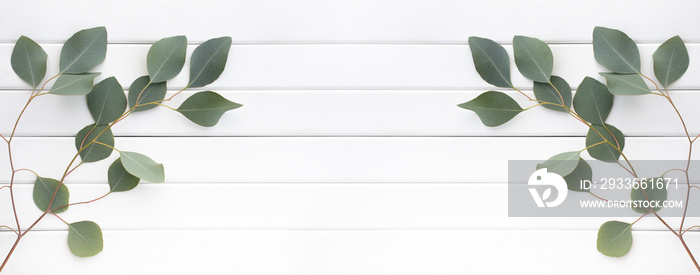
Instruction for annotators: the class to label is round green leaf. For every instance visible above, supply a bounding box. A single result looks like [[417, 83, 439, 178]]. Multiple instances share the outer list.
[[630, 178, 668, 213], [128, 75, 167, 112], [653, 36, 689, 89], [468, 36, 512, 88], [67, 221, 104, 257], [59, 26, 108, 74], [33, 177, 69, 213], [573, 77, 613, 125], [535, 151, 581, 177], [597, 221, 633, 257], [75, 124, 114, 163], [563, 158, 592, 192], [11, 35, 47, 88], [600, 73, 651, 95], [177, 91, 243, 127], [148, 35, 187, 83], [119, 151, 165, 183], [188, 36, 232, 88], [108, 158, 140, 192], [87, 77, 127, 124], [513, 35, 553, 83], [533, 75, 571, 112], [457, 91, 523, 127], [593, 26, 640, 74], [586, 124, 625, 162], [49, 73, 100, 95]]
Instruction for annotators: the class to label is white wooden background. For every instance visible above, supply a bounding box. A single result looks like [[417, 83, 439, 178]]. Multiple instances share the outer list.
[[1, 0, 700, 274]]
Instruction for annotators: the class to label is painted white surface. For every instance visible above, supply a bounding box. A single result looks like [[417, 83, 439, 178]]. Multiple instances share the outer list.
[[0, 0, 699, 274]]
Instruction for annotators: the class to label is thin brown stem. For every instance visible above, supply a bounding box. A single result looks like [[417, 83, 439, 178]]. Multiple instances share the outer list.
[[52, 191, 112, 212], [682, 225, 700, 236], [0, 226, 18, 235]]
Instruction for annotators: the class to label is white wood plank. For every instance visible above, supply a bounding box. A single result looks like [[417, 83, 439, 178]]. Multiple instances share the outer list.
[[2, 89, 700, 137], [1, 0, 698, 44], [1, 44, 700, 91], [1, 230, 699, 274], [2, 183, 697, 231], [0, 137, 694, 184]]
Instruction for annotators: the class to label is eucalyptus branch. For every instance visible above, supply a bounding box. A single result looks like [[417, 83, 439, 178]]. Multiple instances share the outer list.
[[1, 28, 238, 273], [460, 27, 698, 271]]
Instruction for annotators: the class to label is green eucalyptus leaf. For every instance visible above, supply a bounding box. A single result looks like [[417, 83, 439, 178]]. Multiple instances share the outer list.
[[128, 75, 167, 112], [119, 151, 165, 183], [513, 35, 553, 83], [108, 158, 140, 192], [75, 124, 114, 163], [535, 151, 580, 177], [600, 73, 651, 95], [33, 177, 69, 213], [188, 36, 232, 88], [176, 91, 242, 127], [533, 75, 571, 112], [563, 158, 592, 192], [573, 77, 613, 124], [653, 36, 689, 88], [631, 178, 668, 213], [586, 124, 625, 162], [592, 26, 640, 74], [67, 221, 104, 257], [59, 26, 108, 74], [148, 35, 187, 83], [87, 77, 127, 124], [11, 35, 48, 88], [49, 73, 100, 95], [597, 221, 633, 257], [457, 91, 523, 127], [468, 36, 512, 88]]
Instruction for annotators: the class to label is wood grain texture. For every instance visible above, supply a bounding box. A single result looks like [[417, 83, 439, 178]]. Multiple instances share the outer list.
[[1, 0, 698, 44], [2, 230, 699, 274], [2, 0, 699, 274], [0, 137, 693, 184], [2, 90, 700, 137], [2, 183, 697, 231], [1, 44, 699, 91]]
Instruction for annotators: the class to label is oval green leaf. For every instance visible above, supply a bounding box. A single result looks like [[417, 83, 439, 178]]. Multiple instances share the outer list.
[[468, 36, 512, 88], [148, 35, 187, 83], [67, 221, 104, 257], [108, 158, 140, 192], [176, 91, 243, 127], [188, 36, 232, 88], [597, 221, 633, 257], [128, 75, 167, 112], [513, 35, 553, 83], [33, 177, 69, 213], [457, 91, 523, 127], [11, 35, 47, 88], [573, 77, 613, 125], [592, 26, 640, 74], [535, 151, 580, 177], [653, 36, 689, 89], [87, 77, 127, 124], [59, 26, 108, 74], [563, 158, 592, 192], [533, 75, 571, 112], [600, 73, 651, 95], [119, 151, 165, 183], [586, 124, 625, 162], [631, 178, 668, 213], [49, 73, 100, 95], [75, 124, 114, 163]]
